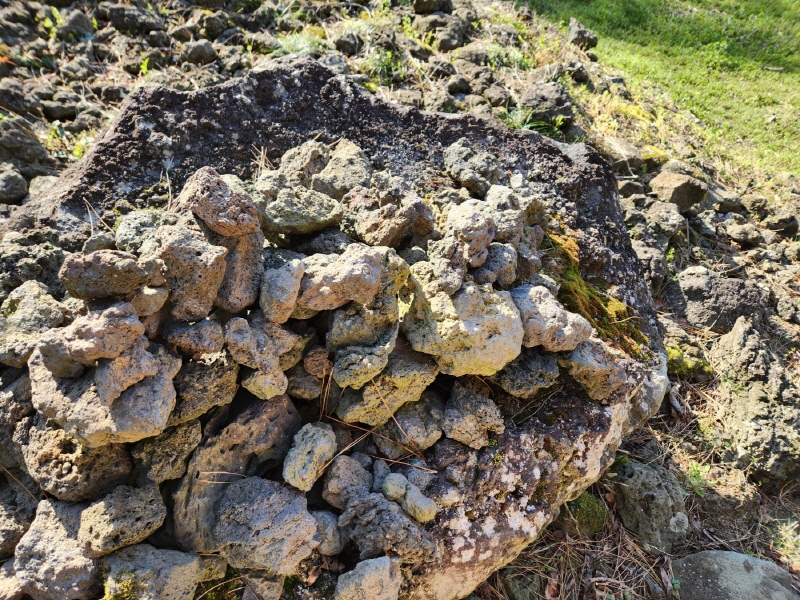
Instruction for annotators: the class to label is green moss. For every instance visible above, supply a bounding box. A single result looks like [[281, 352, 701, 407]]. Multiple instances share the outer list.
[[563, 491, 608, 536], [103, 573, 139, 600], [666, 345, 712, 381], [547, 233, 648, 358]]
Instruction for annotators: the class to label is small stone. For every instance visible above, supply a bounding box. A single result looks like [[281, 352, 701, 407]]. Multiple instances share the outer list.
[[81, 232, 116, 253], [490, 349, 559, 398], [95, 335, 160, 404], [303, 346, 332, 378], [260, 258, 305, 324], [322, 455, 373, 510], [14, 499, 100, 600], [649, 171, 707, 213], [212, 230, 265, 314], [169, 351, 239, 425], [0, 468, 38, 558], [560, 338, 630, 402], [510, 285, 593, 351], [312, 510, 348, 556], [58, 249, 164, 301], [139, 226, 228, 322], [131, 421, 202, 484], [163, 320, 225, 359], [381, 473, 409, 502], [518, 82, 574, 126], [0, 281, 68, 368], [0, 166, 27, 204], [297, 245, 384, 311], [442, 382, 505, 449], [283, 422, 338, 492], [103, 544, 204, 600], [0, 560, 23, 600], [443, 138, 500, 198], [334, 556, 401, 600], [130, 286, 169, 317], [567, 18, 597, 49], [78, 485, 167, 557], [401, 482, 437, 523], [115, 210, 179, 254], [177, 166, 260, 237], [311, 139, 373, 200], [180, 39, 217, 65], [213, 477, 318, 574], [261, 187, 342, 234], [445, 201, 496, 268], [373, 389, 444, 459]]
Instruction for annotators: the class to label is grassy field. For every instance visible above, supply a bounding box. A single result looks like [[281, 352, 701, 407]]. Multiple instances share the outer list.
[[525, 0, 800, 181]]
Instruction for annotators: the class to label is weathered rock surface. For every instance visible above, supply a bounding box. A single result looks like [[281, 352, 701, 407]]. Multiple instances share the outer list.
[[510, 284, 593, 351], [103, 544, 207, 600], [58, 249, 163, 301], [14, 499, 100, 600], [672, 551, 799, 600], [131, 420, 202, 484], [442, 381, 505, 449], [614, 459, 688, 553], [283, 422, 338, 492], [334, 556, 402, 600], [0, 469, 38, 559]]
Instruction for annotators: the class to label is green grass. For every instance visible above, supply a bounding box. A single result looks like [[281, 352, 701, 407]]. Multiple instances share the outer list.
[[525, 0, 800, 178]]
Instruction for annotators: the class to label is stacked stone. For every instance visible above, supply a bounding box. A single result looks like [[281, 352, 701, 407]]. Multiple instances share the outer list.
[[0, 137, 643, 600]]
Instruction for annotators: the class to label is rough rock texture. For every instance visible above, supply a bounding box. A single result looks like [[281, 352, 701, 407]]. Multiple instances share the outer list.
[[213, 477, 318, 574], [510, 284, 593, 351], [77, 485, 166, 557], [130, 420, 202, 484], [103, 544, 207, 600], [672, 551, 799, 600], [14, 499, 100, 600], [58, 249, 163, 300], [442, 381, 505, 449], [710, 317, 800, 483], [0, 58, 666, 600], [334, 556, 401, 600], [614, 459, 688, 553], [283, 422, 338, 492], [0, 469, 38, 559], [666, 266, 769, 333]]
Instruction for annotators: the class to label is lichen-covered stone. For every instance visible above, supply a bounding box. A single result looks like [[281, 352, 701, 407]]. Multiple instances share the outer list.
[[130, 286, 169, 317], [402, 272, 523, 376], [58, 249, 164, 301], [0, 281, 69, 369], [444, 201, 495, 268], [312, 510, 348, 556], [115, 210, 179, 254], [283, 422, 337, 492], [442, 382, 505, 449], [490, 348, 559, 399], [443, 138, 500, 197], [177, 166, 260, 237], [78, 485, 166, 557], [139, 226, 228, 321], [102, 544, 205, 600], [510, 285, 593, 351], [322, 455, 373, 510], [334, 556, 401, 600], [311, 139, 372, 200], [374, 389, 444, 459], [14, 499, 100, 600], [336, 339, 438, 426], [213, 477, 318, 574], [661, 316, 712, 382], [560, 338, 645, 404], [131, 420, 202, 484], [261, 187, 343, 234]]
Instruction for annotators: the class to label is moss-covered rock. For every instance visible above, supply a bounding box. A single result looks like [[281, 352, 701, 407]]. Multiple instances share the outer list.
[[661, 316, 712, 381], [554, 491, 608, 537]]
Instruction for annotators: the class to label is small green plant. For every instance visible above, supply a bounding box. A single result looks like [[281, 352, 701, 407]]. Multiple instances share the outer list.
[[159, 6, 169, 16], [683, 460, 713, 497], [91, 16, 98, 30], [486, 42, 532, 71], [356, 47, 405, 86], [493, 452, 505, 466], [139, 57, 150, 77], [270, 32, 326, 57], [42, 6, 65, 38]]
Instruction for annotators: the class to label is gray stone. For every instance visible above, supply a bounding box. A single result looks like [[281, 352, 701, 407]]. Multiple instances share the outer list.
[[131, 421, 202, 484], [139, 226, 228, 322], [373, 389, 444, 459], [213, 477, 318, 574], [519, 82, 574, 125], [560, 338, 637, 403], [443, 138, 500, 197], [18, 416, 132, 502], [472, 243, 517, 287], [177, 166, 260, 237], [130, 286, 169, 317], [0, 468, 38, 559], [672, 551, 799, 600], [413, 0, 452, 14], [283, 422, 338, 492], [285, 363, 322, 400], [0, 165, 27, 204], [180, 40, 217, 65], [334, 556, 401, 600], [665, 266, 769, 333], [567, 18, 597, 49], [115, 210, 179, 254], [614, 459, 688, 553], [14, 499, 100, 600], [322, 455, 373, 510], [510, 285, 593, 351], [491, 349, 559, 399], [0, 281, 68, 368], [169, 351, 239, 425], [0, 370, 32, 470], [445, 201, 495, 268], [103, 544, 205, 600], [442, 382, 505, 449], [58, 249, 164, 301], [78, 485, 166, 557], [401, 482, 437, 523], [261, 187, 342, 235], [212, 230, 265, 314], [0, 560, 23, 600], [312, 510, 348, 556], [0, 118, 56, 179], [163, 320, 225, 359], [172, 397, 300, 552], [100, 2, 165, 32], [710, 317, 800, 482], [260, 258, 305, 324], [311, 139, 372, 200]]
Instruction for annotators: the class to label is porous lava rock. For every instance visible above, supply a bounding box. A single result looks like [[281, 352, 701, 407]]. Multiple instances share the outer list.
[[0, 57, 667, 600]]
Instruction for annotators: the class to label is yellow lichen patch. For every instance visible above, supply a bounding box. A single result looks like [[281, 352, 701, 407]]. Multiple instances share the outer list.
[[547, 233, 648, 358]]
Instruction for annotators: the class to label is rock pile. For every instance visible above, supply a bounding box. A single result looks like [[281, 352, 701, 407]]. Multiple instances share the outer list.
[[0, 58, 667, 600]]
